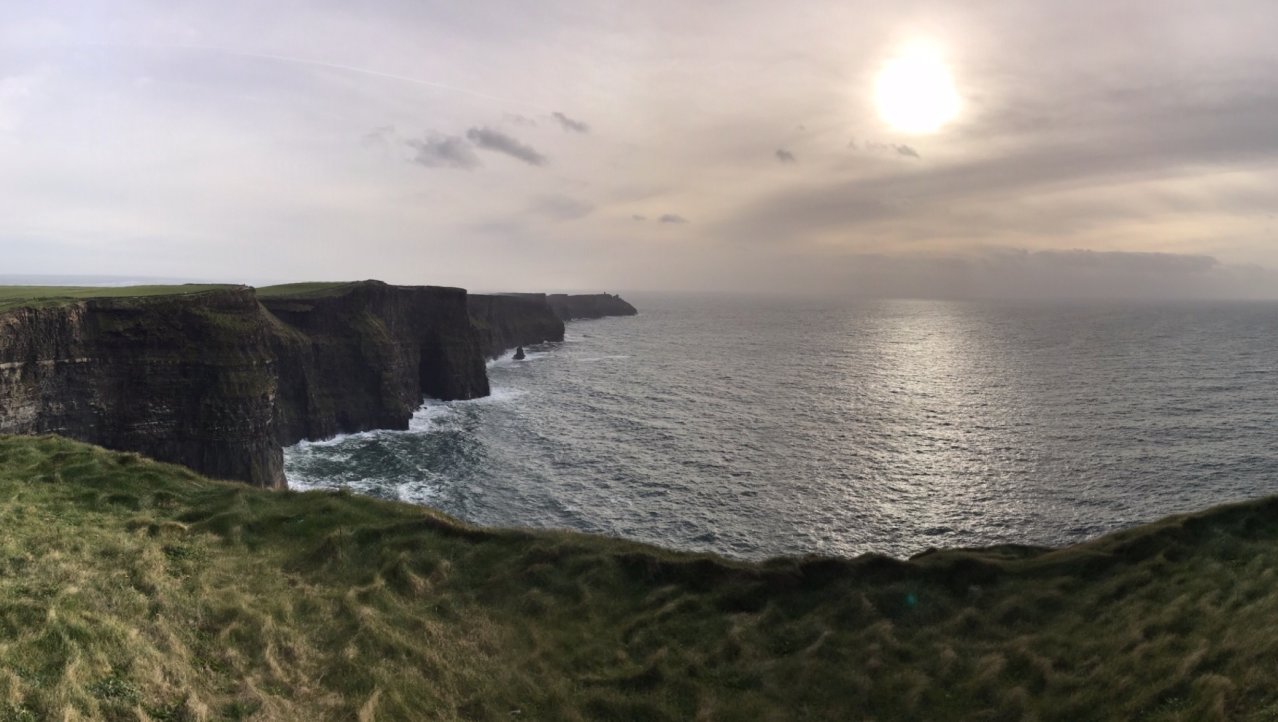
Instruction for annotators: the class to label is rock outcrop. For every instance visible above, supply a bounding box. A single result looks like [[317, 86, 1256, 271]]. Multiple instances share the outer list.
[[0, 281, 636, 488]]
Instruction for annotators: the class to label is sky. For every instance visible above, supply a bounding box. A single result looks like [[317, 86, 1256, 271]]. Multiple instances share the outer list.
[[2, 0, 1278, 297]]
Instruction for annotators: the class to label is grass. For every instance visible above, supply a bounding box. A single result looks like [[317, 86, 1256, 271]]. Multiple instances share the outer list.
[[254, 283, 365, 299], [3, 435, 1278, 719], [0, 286, 237, 312], [0, 282, 364, 313]]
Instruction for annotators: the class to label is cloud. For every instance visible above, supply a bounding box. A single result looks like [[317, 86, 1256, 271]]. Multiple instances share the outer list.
[[724, 90, 1278, 248], [361, 125, 396, 149], [530, 194, 595, 221], [9, 2, 1278, 297], [659, 214, 688, 224], [466, 127, 546, 166], [1028, 249, 1218, 274], [775, 149, 796, 164], [406, 133, 480, 169], [551, 111, 589, 133], [859, 140, 921, 159], [758, 248, 1268, 300], [504, 113, 537, 127]]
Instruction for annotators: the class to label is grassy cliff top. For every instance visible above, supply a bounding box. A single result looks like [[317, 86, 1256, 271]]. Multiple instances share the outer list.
[[2, 435, 1276, 720], [0, 281, 545, 313], [253, 282, 365, 299], [257, 280, 468, 300], [0, 285, 240, 312], [0, 281, 373, 313]]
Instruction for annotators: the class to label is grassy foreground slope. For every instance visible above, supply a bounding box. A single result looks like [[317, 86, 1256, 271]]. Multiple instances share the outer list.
[[2, 437, 1278, 721]]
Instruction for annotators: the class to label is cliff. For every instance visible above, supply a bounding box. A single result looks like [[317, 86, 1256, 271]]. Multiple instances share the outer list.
[[261, 281, 490, 445], [467, 293, 565, 359], [0, 281, 636, 488], [0, 287, 284, 487], [547, 293, 638, 320]]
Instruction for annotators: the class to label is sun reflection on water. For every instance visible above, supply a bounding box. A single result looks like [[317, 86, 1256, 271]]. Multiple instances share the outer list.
[[835, 300, 1040, 553]]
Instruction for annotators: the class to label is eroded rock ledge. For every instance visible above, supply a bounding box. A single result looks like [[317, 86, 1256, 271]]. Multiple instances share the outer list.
[[0, 281, 635, 488]]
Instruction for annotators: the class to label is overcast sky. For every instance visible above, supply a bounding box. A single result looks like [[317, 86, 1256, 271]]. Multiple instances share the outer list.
[[2, 1, 1278, 297]]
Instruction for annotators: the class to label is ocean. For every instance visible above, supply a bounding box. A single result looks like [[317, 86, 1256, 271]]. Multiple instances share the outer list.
[[285, 296, 1278, 560]]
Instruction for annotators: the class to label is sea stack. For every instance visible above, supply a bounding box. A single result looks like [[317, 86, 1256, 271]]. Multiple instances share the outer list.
[[513, 346, 526, 360]]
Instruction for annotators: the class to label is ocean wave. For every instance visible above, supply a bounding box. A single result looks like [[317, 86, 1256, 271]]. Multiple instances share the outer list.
[[288, 472, 442, 504], [488, 349, 553, 367], [290, 387, 526, 448], [286, 299, 1278, 561]]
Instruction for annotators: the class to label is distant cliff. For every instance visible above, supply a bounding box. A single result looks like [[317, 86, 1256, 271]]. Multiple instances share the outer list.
[[467, 291, 640, 357], [547, 293, 638, 321], [468, 293, 565, 359], [0, 282, 635, 487]]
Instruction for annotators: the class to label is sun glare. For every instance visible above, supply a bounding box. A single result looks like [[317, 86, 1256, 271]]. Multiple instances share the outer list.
[[874, 45, 960, 134]]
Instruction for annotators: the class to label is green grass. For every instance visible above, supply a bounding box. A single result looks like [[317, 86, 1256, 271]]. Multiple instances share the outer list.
[[3, 435, 1278, 720], [0, 282, 364, 313], [0, 285, 237, 312], [254, 282, 365, 299]]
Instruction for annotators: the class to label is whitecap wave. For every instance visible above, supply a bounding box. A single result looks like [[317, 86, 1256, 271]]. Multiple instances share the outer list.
[[394, 480, 441, 505], [471, 386, 527, 404], [488, 349, 551, 367], [288, 386, 526, 448], [289, 473, 442, 505]]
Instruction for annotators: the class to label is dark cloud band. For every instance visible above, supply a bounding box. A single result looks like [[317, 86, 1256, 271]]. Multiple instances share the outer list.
[[466, 127, 547, 166], [552, 112, 590, 133]]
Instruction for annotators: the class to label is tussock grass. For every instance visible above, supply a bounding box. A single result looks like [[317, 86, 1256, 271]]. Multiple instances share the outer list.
[[3, 435, 1278, 719]]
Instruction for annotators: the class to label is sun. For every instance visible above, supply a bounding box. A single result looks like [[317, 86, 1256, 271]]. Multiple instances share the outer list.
[[874, 45, 960, 134]]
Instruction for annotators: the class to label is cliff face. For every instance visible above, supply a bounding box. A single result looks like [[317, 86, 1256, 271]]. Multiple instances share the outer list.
[[468, 293, 565, 359], [262, 282, 490, 445], [0, 282, 635, 488], [547, 293, 638, 321], [0, 288, 284, 487]]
